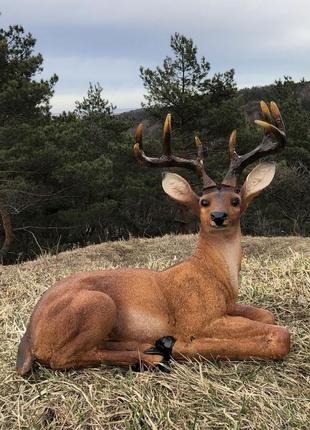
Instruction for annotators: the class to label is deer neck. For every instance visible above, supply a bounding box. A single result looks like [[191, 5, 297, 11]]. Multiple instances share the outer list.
[[193, 224, 242, 293]]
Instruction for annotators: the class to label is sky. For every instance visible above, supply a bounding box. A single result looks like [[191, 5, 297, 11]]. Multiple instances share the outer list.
[[1, 0, 310, 113]]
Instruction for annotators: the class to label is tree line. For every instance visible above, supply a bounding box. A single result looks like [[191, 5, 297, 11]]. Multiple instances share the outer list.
[[0, 25, 309, 263]]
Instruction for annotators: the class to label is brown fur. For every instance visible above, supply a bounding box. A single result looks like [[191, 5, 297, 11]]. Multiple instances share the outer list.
[[16, 184, 290, 375], [16, 328, 33, 375]]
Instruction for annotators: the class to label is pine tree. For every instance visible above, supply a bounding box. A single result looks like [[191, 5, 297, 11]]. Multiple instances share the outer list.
[[140, 32, 237, 142], [0, 25, 58, 261], [140, 32, 211, 138]]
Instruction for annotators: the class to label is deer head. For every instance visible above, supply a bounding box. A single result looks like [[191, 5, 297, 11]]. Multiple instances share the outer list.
[[134, 101, 287, 234]]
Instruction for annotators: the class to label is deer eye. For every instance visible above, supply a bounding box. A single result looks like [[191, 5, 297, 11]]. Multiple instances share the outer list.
[[200, 199, 210, 207], [231, 198, 240, 207]]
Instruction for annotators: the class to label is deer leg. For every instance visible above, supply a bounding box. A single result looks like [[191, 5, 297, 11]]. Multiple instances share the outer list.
[[228, 303, 275, 324], [33, 290, 166, 371], [49, 339, 165, 370], [172, 316, 290, 361]]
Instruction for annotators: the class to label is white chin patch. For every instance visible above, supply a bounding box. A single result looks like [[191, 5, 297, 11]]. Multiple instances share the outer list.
[[211, 222, 226, 228]]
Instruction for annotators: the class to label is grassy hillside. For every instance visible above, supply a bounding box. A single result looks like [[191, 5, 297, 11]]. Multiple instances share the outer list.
[[0, 235, 309, 429]]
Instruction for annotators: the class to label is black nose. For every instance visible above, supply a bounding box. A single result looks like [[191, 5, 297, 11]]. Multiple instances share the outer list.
[[211, 211, 228, 226]]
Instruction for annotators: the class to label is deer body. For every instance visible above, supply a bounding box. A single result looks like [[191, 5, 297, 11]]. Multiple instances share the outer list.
[[22, 227, 238, 369], [17, 101, 291, 375]]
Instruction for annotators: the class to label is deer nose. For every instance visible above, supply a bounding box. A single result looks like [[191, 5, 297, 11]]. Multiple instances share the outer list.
[[211, 211, 228, 226]]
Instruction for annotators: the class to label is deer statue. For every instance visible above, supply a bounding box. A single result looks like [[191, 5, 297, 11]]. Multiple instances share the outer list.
[[16, 101, 290, 376]]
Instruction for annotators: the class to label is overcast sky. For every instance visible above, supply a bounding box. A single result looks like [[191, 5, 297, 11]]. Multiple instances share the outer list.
[[1, 0, 310, 112]]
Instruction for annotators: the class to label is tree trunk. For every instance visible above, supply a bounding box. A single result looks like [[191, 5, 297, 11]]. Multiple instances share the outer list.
[[0, 206, 14, 263]]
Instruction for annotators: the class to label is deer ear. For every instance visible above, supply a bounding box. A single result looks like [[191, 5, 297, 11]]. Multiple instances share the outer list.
[[162, 172, 200, 215], [241, 162, 276, 213]]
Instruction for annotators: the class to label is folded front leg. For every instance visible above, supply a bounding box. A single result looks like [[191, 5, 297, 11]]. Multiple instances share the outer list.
[[228, 303, 275, 324], [49, 341, 165, 370], [172, 316, 290, 361]]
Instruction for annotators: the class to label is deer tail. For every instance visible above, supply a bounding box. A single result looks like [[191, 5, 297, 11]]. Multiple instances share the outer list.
[[16, 328, 34, 376]]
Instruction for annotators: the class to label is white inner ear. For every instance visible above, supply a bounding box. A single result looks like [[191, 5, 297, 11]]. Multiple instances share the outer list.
[[244, 162, 276, 195], [162, 172, 193, 203]]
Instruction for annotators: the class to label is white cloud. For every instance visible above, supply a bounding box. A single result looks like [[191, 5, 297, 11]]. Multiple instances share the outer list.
[[51, 87, 144, 113], [1, 0, 309, 111], [41, 56, 145, 112], [2, 0, 310, 39], [41, 56, 142, 88]]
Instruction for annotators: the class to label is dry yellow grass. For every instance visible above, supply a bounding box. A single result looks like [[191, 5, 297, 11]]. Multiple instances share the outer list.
[[0, 235, 309, 429]]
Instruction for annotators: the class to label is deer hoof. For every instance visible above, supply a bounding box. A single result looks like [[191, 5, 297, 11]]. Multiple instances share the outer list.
[[155, 336, 176, 359], [156, 361, 173, 373], [144, 336, 176, 361]]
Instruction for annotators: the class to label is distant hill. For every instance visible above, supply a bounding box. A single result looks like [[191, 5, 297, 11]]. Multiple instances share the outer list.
[[119, 80, 310, 126]]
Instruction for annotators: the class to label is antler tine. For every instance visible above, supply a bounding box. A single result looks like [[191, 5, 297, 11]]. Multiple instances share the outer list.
[[133, 114, 216, 188], [195, 136, 216, 189], [228, 130, 237, 160], [133, 123, 143, 151], [195, 136, 204, 161], [222, 101, 287, 187], [163, 113, 172, 156]]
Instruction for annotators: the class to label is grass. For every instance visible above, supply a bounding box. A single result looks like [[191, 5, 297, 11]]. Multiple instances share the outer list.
[[0, 234, 309, 429]]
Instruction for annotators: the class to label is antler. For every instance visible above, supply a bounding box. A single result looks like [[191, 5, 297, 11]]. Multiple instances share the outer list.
[[133, 114, 216, 188], [222, 101, 287, 187]]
